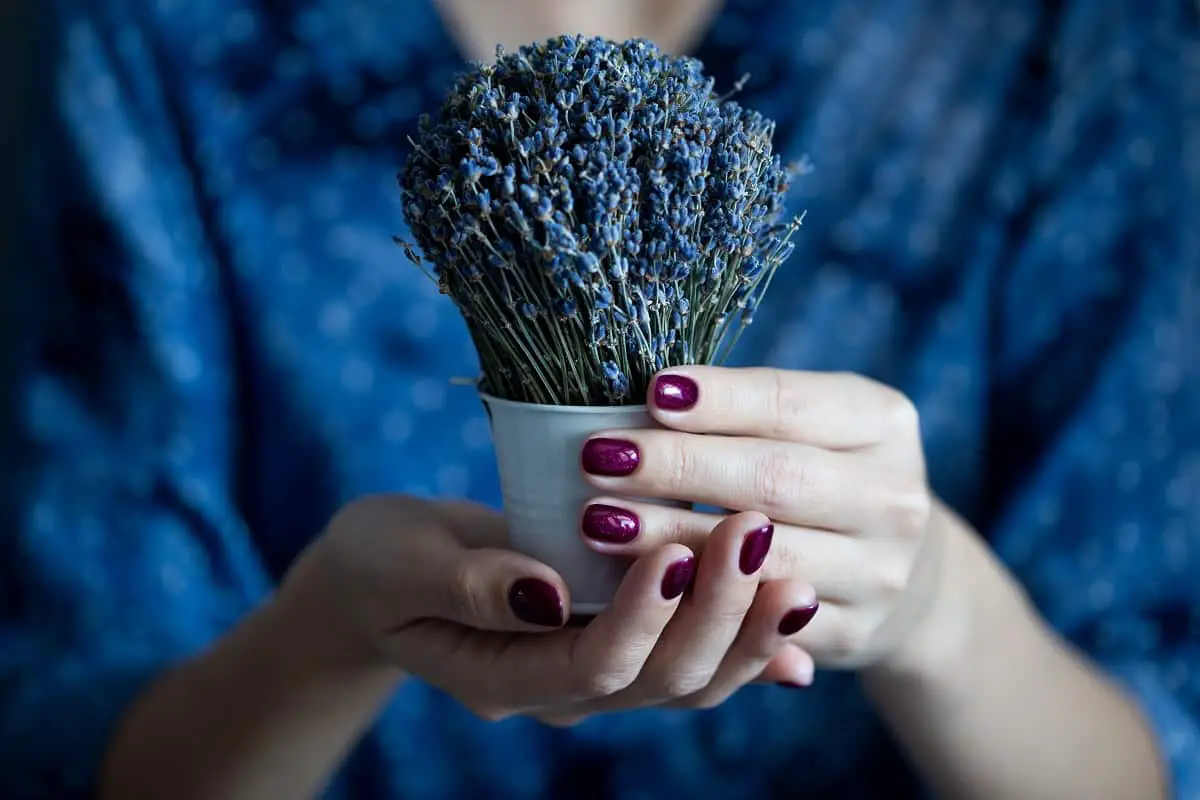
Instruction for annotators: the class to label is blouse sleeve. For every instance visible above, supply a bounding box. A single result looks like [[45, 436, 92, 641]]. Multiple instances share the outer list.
[[986, 4, 1199, 796], [0, 5, 273, 795]]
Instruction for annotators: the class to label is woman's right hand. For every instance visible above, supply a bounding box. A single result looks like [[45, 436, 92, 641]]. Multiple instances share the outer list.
[[281, 494, 817, 725]]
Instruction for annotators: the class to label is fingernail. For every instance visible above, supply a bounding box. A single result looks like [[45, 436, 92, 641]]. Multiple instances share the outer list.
[[778, 602, 820, 636], [582, 504, 640, 543], [776, 680, 809, 690], [661, 556, 697, 600], [581, 437, 640, 477], [654, 374, 699, 411], [739, 523, 774, 574], [508, 579, 565, 627]]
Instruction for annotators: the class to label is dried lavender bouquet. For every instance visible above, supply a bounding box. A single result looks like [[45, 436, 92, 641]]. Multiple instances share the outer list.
[[399, 35, 805, 610], [400, 35, 803, 407]]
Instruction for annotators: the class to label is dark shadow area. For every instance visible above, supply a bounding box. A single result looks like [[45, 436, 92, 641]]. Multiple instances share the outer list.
[[0, 0, 43, 416]]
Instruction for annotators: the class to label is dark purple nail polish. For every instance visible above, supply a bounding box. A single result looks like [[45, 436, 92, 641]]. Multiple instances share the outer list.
[[582, 504, 640, 543], [661, 556, 697, 600], [739, 523, 774, 575], [654, 374, 699, 411], [581, 438, 640, 477], [778, 602, 820, 636], [776, 681, 808, 690], [508, 579, 565, 627]]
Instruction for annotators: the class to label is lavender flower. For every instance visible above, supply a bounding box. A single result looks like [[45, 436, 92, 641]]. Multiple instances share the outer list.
[[400, 35, 805, 405]]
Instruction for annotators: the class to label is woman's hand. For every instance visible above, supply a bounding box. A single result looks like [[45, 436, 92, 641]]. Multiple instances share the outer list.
[[578, 366, 944, 672], [283, 493, 816, 726]]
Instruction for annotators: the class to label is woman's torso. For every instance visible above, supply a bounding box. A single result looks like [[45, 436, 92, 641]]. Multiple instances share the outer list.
[[49, 0, 1178, 795]]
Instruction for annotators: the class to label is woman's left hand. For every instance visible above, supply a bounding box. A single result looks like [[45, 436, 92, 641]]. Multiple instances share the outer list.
[[580, 366, 947, 676]]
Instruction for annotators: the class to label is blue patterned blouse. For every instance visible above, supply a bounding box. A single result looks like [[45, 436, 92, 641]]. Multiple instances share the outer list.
[[2, 1, 1198, 797]]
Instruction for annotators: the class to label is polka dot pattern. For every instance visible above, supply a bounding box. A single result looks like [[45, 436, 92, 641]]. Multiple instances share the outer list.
[[3, 0, 1198, 797]]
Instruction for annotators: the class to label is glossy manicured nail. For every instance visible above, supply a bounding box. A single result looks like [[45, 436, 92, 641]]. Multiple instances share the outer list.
[[581, 437, 640, 476], [654, 374, 699, 411], [739, 523, 774, 575], [582, 504, 640, 543], [508, 579, 565, 627], [661, 556, 697, 600], [778, 602, 820, 636], [776, 680, 809, 690]]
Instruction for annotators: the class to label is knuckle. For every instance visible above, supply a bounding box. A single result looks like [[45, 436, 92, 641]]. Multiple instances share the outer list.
[[662, 512, 697, 546], [654, 669, 712, 700], [750, 445, 804, 511], [886, 489, 932, 539], [663, 437, 703, 495], [825, 618, 874, 662], [573, 664, 636, 699], [713, 600, 754, 629], [883, 390, 921, 437], [840, 372, 883, 406], [872, 552, 913, 597], [682, 689, 725, 711], [769, 370, 809, 432], [445, 560, 485, 622]]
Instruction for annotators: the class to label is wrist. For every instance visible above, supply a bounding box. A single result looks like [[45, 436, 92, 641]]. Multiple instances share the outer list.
[[863, 502, 1032, 690], [101, 559, 406, 800]]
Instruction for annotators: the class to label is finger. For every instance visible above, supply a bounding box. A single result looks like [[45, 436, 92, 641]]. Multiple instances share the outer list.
[[679, 578, 818, 708], [615, 511, 771, 706], [365, 498, 572, 632], [785, 602, 877, 670], [389, 537, 572, 633], [433, 501, 576, 631], [393, 543, 694, 713], [753, 644, 817, 688], [580, 499, 868, 602], [565, 542, 696, 700], [645, 366, 920, 452], [581, 429, 910, 533]]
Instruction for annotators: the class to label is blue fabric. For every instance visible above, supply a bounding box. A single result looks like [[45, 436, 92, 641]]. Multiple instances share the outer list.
[[2, 0, 1197, 797]]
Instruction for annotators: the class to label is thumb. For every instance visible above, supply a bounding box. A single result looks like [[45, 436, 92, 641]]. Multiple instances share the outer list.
[[413, 501, 572, 632], [434, 547, 571, 632]]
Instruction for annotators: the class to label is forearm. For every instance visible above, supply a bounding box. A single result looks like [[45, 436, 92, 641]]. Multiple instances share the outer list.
[[862, 504, 1168, 800], [100, 578, 403, 800]]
